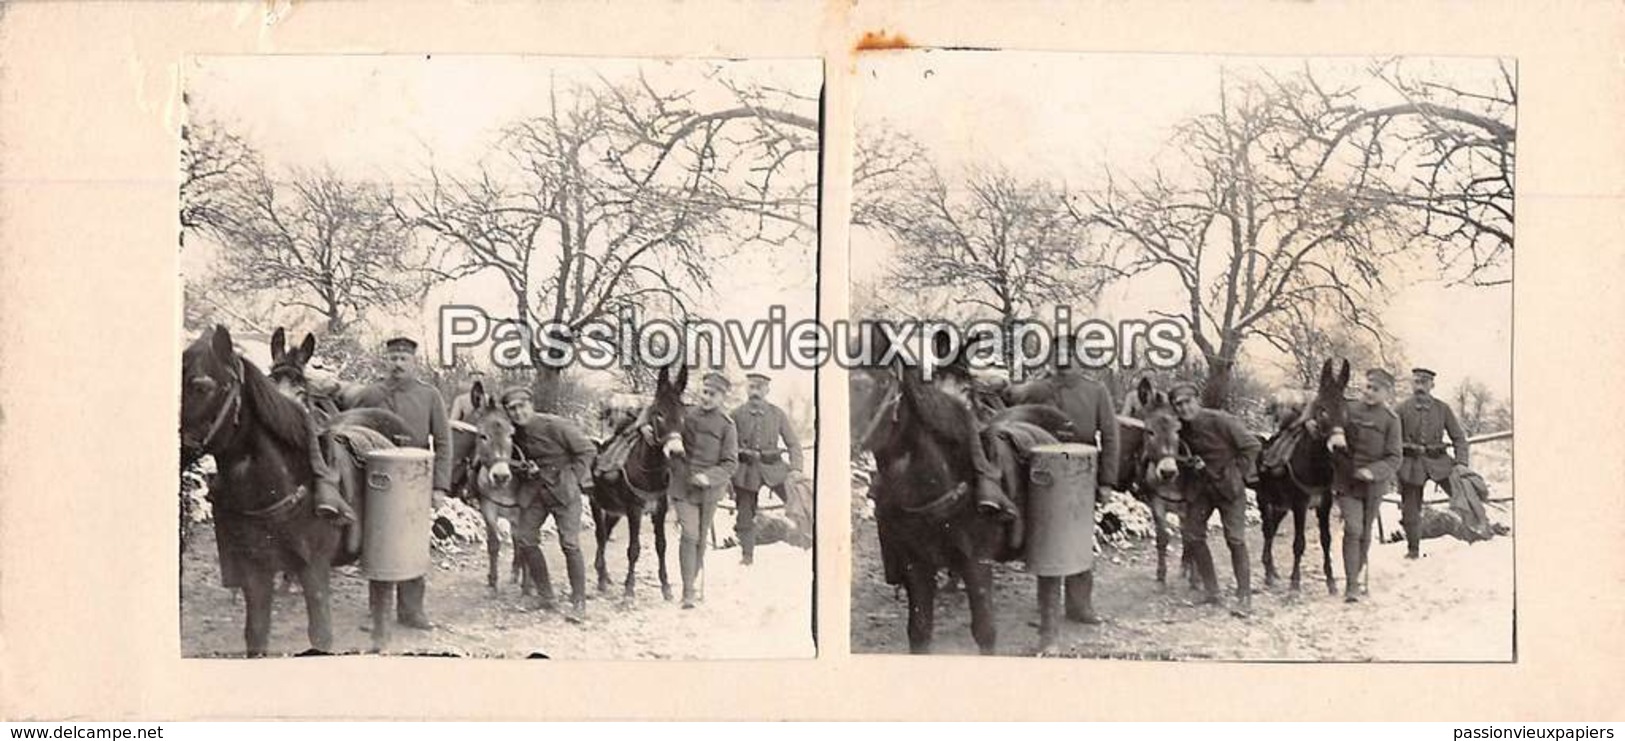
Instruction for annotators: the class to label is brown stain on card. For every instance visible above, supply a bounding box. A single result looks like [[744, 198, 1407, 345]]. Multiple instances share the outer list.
[[855, 30, 912, 51]]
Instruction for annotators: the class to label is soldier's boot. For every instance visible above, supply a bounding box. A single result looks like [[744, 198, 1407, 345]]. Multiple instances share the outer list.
[[367, 580, 394, 653], [1229, 545, 1254, 618], [519, 546, 556, 612], [396, 577, 432, 630], [1342, 533, 1364, 603], [679, 540, 699, 609], [564, 549, 588, 623], [312, 479, 357, 523], [1036, 576, 1062, 656], [1064, 570, 1102, 625], [1190, 544, 1222, 606], [740, 528, 756, 566]]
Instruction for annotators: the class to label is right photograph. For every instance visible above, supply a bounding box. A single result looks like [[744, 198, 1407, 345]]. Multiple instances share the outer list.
[[847, 51, 1514, 660]]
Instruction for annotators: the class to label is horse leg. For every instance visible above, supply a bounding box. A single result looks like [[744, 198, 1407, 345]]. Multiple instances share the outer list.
[[481, 499, 502, 592], [902, 561, 939, 655], [297, 559, 333, 654], [594, 502, 617, 594], [1289, 497, 1308, 592], [653, 498, 674, 601], [623, 502, 643, 599], [241, 566, 276, 658], [1318, 496, 1337, 595], [1260, 501, 1282, 588], [962, 559, 997, 656]]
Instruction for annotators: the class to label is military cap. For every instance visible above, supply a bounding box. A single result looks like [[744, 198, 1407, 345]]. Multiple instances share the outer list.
[[702, 371, 732, 393], [1168, 381, 1201, 401], [1366, 368, 1396, 388], [1410, 367, 1437, 380], [745, 372, 772, 383], [499, 385, 534, 405], [383, 336, 419, 353]]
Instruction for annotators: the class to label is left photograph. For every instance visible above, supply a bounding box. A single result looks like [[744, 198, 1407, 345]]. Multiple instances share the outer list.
[[178, 55, 821, 659]]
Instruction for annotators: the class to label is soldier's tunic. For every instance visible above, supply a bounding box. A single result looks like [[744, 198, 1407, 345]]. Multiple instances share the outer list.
[[1396, 393, 1467, 555], [669, 405, 739, 569], [730, 399, 802, 557], [1177, 408, 1262, 550], [1005, 374, 1120, 486], [351, 375, 453, 625], [1333, 400, 1403, 587]]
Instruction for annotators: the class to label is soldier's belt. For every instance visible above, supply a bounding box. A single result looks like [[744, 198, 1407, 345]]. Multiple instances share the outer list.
[[1403, 444, 1450, 458]]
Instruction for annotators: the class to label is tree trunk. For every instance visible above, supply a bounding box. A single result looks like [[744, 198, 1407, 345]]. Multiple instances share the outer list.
[[532, 366, 564, 413], [1202, 353, 1235, 410]]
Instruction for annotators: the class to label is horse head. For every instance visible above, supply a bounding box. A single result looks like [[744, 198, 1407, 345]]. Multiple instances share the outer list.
[[648, 362, 690, 449], [471, 405, 517, 491], [267, 328, 317, 404], [181, 324, 245, 460]]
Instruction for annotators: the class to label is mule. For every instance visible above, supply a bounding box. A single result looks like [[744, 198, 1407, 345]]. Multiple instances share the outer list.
[[1119, 378, 1201, 590], [181, 324, 355, 657], [1256, 359, 1351, 594], [586, 367, 682, 601], [266, 328, 412, 442]]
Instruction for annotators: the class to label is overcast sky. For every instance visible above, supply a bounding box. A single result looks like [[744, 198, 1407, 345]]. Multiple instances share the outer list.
[[183, 55, 821, 410], [852, 51, 1512, 401]]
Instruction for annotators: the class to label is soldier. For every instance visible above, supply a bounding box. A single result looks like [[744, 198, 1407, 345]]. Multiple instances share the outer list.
[[1168, 381, 1262, 617], [1003, 350, 1121, 624], [448, 370, 491, 424], [666, 371, 740, 609], [352, 336, 453, 633], [1397, 367, 1471, 559], [1334, 368, 1404, 602], [730, 372, 804, 566], [501, 386, 597, 622]]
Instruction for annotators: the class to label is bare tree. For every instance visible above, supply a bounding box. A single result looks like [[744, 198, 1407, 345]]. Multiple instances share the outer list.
[[1452, 377, 1498, 436], [399, 67, 818, 405], [859, 159, 1112, 377], [1078, 68, 1406, 407], [179, 115, 259, 239], [1305, 59, 1515, 286], [1258, 296, 1404, 390], [199, 160, 426, 335]]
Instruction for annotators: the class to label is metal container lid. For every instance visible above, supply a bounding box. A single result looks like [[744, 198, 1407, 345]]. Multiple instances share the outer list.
[[1031, 442, 1099, 456], [365, 447, 434, 462]]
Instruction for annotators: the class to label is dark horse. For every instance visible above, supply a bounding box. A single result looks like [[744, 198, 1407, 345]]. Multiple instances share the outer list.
[[181, 325, 353, 657], [586, 366, 683, 601], [1256, 359, 1352, 594], [853, 333, 1073, 654]]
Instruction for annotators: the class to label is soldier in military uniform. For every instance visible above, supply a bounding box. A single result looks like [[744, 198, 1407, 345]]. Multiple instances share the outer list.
[[666, 371, 740, 609], [501, 386, 597, 622], [1397, 367, 1471, 560], [1168, 382, 1262, 617], [730, 372, 804, 566], [352, 336, 453, 633], [1002, 352, 1121, 624], [1334, 368, 1404, 603]]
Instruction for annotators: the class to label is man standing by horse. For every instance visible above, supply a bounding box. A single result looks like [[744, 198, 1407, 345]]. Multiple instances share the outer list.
[[1002, 348, 1120, 625], [352, 335, 453, 632], [730, 372, 803, 566], [449, 369, 492, 424], [1334, 368, 1404, 602], [1168, 381, 1261, 617], [667, 371, 740, 609], [501, 385, 598, 622], [1397, 367, 1472, 560]]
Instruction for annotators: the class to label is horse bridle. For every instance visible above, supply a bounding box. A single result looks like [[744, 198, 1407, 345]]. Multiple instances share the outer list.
[[192, 356, 245, 453]]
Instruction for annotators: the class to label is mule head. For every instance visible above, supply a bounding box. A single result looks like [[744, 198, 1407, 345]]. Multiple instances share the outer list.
[[649, 363, 690, 451], [267, 328, 317, 404], [1311, 359, 1352, 454], [472, 407, 516, 487], [1138, 383, 1183, 485], [180, 324, 243, 455]]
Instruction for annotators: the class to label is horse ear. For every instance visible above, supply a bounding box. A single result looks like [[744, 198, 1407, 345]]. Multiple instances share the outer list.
[[1137, 376, 1154, 403], [674, 363, 689, 394], [211, 324, 235, 364], [270, 327, 286, 361], [298, 333, 317, 363], [1337, 359, 1351, 388], [1319, 359, 1334, 389], [656, 365, 670, 395]]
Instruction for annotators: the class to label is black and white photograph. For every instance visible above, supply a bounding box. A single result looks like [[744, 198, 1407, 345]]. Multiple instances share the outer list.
[[178, 55, 821, 659], [848, 52, 1514, 660]]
